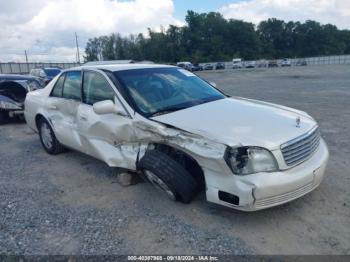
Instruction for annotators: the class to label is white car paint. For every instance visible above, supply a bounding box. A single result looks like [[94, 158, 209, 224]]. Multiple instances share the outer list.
[[281, 58, 292, 67], [24, 64, 329, 211], [232, 58, 243, 69]]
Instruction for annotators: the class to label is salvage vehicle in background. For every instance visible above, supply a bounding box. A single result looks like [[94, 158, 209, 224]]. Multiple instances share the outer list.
[[203, 63, 214, 70], [192, 63, 203, 71], [281, 58, 292, 67], [256, 60, 268, 68], [215, 62, 225, 70], [268, 60, 279, 67], [232, 58, 243, 69], [30, 67, 62, 86], [245, 61, 256, 68], [296, 59, 307, 66], [24, 63, 329, 211], [0, 74, 43, 124], [176, 62, 193, 72]]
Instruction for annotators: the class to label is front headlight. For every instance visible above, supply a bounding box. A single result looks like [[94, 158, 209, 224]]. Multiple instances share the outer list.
[[225, 147, 278, 175], [0, 101, 22, 110]]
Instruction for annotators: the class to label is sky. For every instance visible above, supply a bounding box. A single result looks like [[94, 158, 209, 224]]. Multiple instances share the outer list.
[[0, 0, 349, 62]]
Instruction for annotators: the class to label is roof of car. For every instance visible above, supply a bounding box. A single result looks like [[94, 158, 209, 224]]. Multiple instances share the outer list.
[[71, 63, 177, 72], [0, 74, 38, 81]]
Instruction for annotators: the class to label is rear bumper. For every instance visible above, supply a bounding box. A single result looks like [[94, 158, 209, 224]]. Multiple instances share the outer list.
[[8, 110, 24, 117], [206, 138, 329, 211]]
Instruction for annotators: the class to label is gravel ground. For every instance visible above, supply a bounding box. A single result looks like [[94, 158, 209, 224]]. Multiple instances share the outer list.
[[0, 64, 349, 255]]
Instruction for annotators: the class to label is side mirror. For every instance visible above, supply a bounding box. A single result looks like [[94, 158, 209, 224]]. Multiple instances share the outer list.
[[93, 100, 125, 116], [209, 82, 217, 88]]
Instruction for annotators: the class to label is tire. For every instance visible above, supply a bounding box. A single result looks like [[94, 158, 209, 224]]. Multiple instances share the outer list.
[[0, 110, 8, 125], [38, 118, 65, 154], [138, 150, 198, 203]]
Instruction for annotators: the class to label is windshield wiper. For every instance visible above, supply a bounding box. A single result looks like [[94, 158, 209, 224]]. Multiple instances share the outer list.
[[148, 105, 190, 117]]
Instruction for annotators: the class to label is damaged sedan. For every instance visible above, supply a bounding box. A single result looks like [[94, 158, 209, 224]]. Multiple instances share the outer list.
[[24, 63, 329, 211], [0, 74, 43, 124]]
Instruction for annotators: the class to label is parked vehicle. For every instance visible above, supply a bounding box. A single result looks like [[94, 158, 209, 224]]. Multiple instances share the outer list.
[[215, 62, 225, 70], [232, 58, 243, 69], [25, 63, 329, 211], [268, 60, 279, 67], [256, 60, 268, 68], [30, 67, 62, 85], [192, 63, 203, 71], [0, 74, 43, 124], [203, 64, 214, 70], [245, 61, 256, 68], [281, 58, 292, 67], [176, 62, 193, 71], [296, 59, 307, 66]]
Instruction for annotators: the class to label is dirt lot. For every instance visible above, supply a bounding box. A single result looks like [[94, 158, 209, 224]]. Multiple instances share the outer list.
[[0, 65, 349, 255]]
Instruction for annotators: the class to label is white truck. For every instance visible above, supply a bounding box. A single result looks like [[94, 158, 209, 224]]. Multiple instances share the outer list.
[[232, 58, 243, 69]]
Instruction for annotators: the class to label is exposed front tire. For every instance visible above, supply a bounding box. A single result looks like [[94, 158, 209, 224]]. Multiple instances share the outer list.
[[138, 150, 198, 203], [38, 118, 65, 155]]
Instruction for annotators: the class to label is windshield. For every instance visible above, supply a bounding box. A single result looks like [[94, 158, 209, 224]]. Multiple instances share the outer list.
[[44, 69, 61, 77], [113, 67, 225, 117]]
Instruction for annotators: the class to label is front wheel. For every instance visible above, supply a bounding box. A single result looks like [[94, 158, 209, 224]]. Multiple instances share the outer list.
[[138, 150, 198, 203], [38, 118, 65, 154]]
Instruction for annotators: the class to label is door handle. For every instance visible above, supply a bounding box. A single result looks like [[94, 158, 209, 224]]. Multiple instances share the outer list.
[[48, 105, 57, 110]]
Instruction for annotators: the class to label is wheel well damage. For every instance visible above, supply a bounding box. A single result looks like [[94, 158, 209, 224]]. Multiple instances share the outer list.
[[144, 143, 206, 189]]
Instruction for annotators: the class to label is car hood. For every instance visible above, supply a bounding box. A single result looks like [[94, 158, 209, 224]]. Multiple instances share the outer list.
[[152, 97, 317, 150]]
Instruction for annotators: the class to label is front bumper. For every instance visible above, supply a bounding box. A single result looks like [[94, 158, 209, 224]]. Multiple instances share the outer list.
[[206, 138, 329, 211]]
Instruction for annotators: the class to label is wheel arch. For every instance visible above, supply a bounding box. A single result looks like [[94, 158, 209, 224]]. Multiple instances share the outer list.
[[141, 142, 206, 189], [35, 113, 47, 130]]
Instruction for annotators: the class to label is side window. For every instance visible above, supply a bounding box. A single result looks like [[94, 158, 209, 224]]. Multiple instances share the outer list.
[[62, 71, 81, 100], [83, 71, 115, 105], [51, 74, 65, 97]]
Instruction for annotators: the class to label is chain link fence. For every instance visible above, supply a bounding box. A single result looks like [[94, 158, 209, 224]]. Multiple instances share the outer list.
[[200, 54, 350, 69], [1, 54, 349, 74], [0, 62, 81, 75], [297, 54, 350, 65]]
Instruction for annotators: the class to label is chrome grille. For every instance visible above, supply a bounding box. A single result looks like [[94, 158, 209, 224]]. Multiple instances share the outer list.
[[255, 182, 314, 208], [281, 127, 320, 166]]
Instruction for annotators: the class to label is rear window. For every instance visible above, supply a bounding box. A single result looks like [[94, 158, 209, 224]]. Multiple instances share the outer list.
[[62, 71, 81, 100], [51, 74, 65, 97]]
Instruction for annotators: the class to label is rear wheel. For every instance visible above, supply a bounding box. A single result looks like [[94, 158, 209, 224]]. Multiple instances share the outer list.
[[38, 118, 65, 154], [138, 150, 198, 203]]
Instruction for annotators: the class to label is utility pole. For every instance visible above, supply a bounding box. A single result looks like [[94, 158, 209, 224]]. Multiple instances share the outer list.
[[75, 32, 81, 64], [25, 50, 29, 73], [25, 50, 28, 63]]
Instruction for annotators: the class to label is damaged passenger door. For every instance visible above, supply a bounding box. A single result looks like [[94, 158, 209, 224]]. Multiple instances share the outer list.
[[77, 70, 136, 168], [46, 71, 83, 151]]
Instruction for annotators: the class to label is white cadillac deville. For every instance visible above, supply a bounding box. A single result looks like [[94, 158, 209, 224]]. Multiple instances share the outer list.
[[24, 63, 329, 211]]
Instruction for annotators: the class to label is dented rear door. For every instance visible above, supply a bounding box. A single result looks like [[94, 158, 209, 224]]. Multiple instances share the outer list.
[[47, 71, 83, 151]]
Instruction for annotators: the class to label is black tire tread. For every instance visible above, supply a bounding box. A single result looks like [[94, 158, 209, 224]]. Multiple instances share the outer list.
[[138, 150, 198, 203]]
